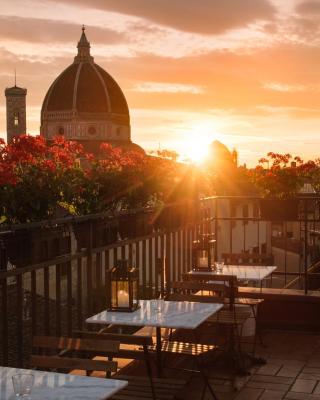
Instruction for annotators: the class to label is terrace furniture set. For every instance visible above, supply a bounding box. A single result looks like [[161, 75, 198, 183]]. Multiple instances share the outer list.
[[0, 256, 276, 400]]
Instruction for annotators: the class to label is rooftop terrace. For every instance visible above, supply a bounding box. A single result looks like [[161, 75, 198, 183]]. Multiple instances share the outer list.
[[1, 196, 320, 399]]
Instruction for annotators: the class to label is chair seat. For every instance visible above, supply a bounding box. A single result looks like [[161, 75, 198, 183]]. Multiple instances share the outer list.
[[148, 340, 218, 356], [236, 298, 264, 306], [111, 375, 187, 400]]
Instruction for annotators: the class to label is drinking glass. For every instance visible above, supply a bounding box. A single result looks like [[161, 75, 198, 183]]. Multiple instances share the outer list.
[[216, 261, 224, 273], [155, 299, 164, 314], [12, 373, 34, 398]]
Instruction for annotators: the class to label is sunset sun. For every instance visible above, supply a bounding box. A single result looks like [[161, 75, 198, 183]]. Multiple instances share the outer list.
[[185, 140, 209, 164], [181, 123, 223, 164]]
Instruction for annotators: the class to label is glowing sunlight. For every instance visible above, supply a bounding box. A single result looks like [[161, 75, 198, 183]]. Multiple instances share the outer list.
[[181, 122, 223, 164]]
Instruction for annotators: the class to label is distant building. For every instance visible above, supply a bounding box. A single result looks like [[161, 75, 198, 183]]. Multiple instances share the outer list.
[[206, 140, 237, 169], [5, 84, 27, 143], [40, 26, 142, 154]]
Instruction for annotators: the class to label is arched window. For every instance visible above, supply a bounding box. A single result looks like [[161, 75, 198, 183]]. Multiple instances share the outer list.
[[58, 127, 64, 135], [14, 111, 19, 126]]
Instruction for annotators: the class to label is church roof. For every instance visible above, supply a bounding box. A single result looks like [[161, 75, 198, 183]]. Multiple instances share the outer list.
[[41, 27, 129, 120], [209, 140, 231, 155], [5, 86, 27, 96]]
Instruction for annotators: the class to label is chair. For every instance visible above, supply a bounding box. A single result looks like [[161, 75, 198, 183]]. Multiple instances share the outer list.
[[30, 336, 119, 378], [31, 335, 186, 400], [161, 283, 226, 400], [181, 274, 252, 375], [183, 272, 264, 353], [74, 330, 187, 400]]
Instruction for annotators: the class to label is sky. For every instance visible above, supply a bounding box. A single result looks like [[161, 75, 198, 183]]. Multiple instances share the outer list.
[[1, 0, 320, 165]]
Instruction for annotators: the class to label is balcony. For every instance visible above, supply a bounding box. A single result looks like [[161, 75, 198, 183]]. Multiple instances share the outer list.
[[1, 196, 320, 399]]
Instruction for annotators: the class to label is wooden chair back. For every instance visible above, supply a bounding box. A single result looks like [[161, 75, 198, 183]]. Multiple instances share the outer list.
[[181, 273, 238, 308], [222, 252, 273, 266], [73, 330, 154, 361], [31, 336, 119, 376], [74, 331, 153, 347]]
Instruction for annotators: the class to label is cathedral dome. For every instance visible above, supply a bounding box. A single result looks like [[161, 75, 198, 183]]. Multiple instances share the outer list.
[[40, 27, 131, 149], [42, 56, 129, 117]]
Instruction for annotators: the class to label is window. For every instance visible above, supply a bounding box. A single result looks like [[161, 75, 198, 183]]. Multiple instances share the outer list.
[[14, 112, 19, 126], [253, 203, 259, 219], [230, 203, 237, 228], [58, 127, 64, 135], [116, 127, 121, 136], [243, 204, 249, 225]]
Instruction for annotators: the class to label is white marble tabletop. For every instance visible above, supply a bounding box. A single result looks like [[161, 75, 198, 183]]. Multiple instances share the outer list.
[[0, 366, 127, 400], [189, 265, 277, 281], [86, 299, 223, 330]]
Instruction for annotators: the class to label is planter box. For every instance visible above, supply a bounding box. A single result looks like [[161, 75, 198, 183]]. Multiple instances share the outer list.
[[260, 198, 299, 221]]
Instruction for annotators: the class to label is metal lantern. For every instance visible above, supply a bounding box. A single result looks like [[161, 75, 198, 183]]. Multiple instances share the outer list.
[[192, 234, 215, 271], [106, 260, 139, 312]]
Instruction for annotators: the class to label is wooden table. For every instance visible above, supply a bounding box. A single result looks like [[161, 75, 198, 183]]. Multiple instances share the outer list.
[[86, 299, 223, 376], [0, 366, 127, 400]]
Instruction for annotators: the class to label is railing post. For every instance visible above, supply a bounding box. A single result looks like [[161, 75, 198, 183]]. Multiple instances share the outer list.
[[0, 238, 7, 271], [16, 274, 23, 367], [214, 198, 218, 261], [165, 233, 171, 295], [284, 221, 287, 286], [86, 221, 93, 316], [304, 199, 308, 295], [1, 277, 8, 365]]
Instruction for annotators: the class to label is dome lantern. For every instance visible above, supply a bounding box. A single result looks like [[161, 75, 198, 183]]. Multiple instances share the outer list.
[[74, 25, 94, 64]]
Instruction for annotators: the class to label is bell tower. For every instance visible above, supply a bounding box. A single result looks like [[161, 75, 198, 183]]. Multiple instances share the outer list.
[[5, 79, 27, 143]]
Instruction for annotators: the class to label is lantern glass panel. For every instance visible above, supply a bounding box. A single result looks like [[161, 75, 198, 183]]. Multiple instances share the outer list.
[[192, 238, 214, 271], [115, 280, 130, 308], [198, 249, 209, 268], [132, 279, 138, 308], [108, 260, 139, 311]]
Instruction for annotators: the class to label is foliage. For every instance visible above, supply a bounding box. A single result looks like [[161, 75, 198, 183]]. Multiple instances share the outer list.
[[248, 152, 319, 199], [0, 135, 196, 224], [0, 135, 85, 223]]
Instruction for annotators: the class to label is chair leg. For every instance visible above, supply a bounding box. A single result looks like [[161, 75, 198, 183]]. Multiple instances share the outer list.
[[143, 344, 157, 400], [251, 305, 265, 349], [195, 356, 218, 400], [234, 323, 247, 372], [200, 383, 207, 400], [106, 356, 113, 378]]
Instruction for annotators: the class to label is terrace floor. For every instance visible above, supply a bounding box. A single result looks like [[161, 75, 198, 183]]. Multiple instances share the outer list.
[[104, 329, 320, 400]]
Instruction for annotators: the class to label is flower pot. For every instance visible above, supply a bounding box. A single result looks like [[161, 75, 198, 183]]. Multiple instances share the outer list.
[[259, 198, 299, 221]]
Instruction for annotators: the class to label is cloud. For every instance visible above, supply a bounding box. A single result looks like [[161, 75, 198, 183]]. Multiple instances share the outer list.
[[263, 82, 308, 92], [132, 82, 204, 94], [296, 1, 320, 14], [0, 15, 126, 44], [55, 0, 276, 35]]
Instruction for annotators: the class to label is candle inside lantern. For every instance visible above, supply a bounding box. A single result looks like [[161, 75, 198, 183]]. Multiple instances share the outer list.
[[117, 290, 129, 307], [199, 257, 208, 268]]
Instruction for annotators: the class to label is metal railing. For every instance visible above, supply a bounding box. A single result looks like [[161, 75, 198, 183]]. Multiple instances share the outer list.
[[0, 205, 200, 367], [1, 195, 320, 367]]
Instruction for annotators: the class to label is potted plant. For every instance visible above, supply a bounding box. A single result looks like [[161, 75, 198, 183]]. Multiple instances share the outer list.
[[249, 153, 318, 220]]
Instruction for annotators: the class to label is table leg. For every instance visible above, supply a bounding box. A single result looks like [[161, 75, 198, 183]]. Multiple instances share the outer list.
[[156, 327, 162, 377]]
